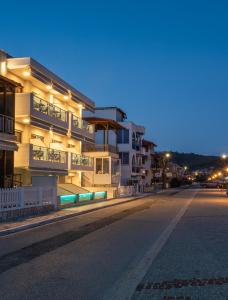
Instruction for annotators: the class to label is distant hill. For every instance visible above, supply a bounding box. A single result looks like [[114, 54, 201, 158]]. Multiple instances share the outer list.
[[169, 152, 224, 171]]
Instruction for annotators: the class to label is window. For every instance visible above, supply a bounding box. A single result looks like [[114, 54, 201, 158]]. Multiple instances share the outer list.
[[119, 152, 129, 165], [96, 158, 103, 174], [96, 158, 110, 174], [103, 158, 109, 174], [132, 132, 136, 149], [15, 130, 22, 143], [117, 129, 129, 144]]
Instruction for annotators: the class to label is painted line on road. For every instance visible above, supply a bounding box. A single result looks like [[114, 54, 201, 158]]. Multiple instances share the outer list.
[[105, 189, 198, 300]]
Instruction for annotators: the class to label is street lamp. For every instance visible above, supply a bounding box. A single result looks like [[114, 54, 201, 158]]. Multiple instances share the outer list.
[[222, 154, 227, 160], [165, 153, 171, 158], [162, 152, 171, 189]]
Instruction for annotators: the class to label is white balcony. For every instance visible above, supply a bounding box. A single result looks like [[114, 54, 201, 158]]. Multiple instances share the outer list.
[[15, 144, 68, 172], [70, 153, 93, 171], [15, 93, 69, 130]]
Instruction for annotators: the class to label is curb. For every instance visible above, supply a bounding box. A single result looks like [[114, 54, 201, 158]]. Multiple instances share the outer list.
[[0, 193, 154, 237]]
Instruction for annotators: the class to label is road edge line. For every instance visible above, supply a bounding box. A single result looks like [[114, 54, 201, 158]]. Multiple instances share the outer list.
[[106, 189, 197, 300]]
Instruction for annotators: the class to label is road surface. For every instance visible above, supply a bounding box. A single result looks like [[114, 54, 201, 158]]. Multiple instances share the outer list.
[[0, 188, 228, 300]]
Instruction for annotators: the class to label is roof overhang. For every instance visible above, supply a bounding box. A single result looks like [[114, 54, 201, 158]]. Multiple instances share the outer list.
[[7, 57, 95, 111], [83, 117, 124, 130]]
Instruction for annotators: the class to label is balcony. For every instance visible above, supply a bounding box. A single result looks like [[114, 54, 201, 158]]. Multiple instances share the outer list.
[[82, 143, 118, 154], [15, 144, 68, 172], [15, 93, 69, 130], [71, 153, 93, 171], [0, 114, 14, 134], [132, 165, 142, 174], [71, 114, 94, 139]]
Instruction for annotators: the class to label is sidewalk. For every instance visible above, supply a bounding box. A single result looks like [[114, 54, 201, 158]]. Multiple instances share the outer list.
[[0, 193, 154, 237]]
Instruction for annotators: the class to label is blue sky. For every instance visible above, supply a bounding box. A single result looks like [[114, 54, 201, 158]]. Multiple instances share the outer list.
[[1, 0, 228, 155]]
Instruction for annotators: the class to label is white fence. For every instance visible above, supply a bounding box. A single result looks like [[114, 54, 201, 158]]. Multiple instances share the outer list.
[[0, 186, 57, 212]]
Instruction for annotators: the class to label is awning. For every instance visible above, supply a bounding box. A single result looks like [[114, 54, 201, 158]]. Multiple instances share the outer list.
[[83, 117, 124, 130]]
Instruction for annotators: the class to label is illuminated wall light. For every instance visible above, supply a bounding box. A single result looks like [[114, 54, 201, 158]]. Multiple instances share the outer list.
[[46, 84, 52, 90], [23, 70, 31, 77], [23, 118, 30, 124], [63, 95, 69, 100], [49, 94, 54, 104], [0, 61, 7, 75]]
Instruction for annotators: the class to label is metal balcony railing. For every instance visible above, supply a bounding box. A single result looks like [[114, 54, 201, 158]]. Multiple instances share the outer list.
[[72, 115, 93, 133], [82, 144, 118, 153], [32, 145, 67, 164], [33, 95, 67, 123], [71, 153, 93, 167], [0, 114, 14, 134]]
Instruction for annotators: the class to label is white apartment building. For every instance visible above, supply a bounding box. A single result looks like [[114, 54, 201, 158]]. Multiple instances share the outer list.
[[0, 50, 95, 191], [141, 139, 157, 186], [85, 107, 157, 192]]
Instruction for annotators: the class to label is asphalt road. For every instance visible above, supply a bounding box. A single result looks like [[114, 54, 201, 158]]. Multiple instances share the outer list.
[[0, 188, 227, 300]]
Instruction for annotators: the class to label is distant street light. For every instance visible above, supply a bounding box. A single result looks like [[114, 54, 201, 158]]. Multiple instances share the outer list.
[[222, 154, 227, 160]]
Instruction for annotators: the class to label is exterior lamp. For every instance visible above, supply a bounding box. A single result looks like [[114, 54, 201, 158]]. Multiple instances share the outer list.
[[23, 118, 30, 124], [23, 68, 31, 77], [222, 154, 227, 159], [63, 95, 69, 100], [46, 84, 52, 90], [165, 153, 170, 158]]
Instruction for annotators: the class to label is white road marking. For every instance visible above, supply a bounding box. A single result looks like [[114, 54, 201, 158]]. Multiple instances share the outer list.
[[105, 189, 197, 300]]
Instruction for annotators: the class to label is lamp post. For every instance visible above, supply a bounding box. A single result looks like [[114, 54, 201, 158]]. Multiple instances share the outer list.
[[162, 152, 171, 189]]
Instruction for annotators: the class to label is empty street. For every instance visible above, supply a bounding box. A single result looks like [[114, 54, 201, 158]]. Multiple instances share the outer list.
[[0, 188, 228, 300]]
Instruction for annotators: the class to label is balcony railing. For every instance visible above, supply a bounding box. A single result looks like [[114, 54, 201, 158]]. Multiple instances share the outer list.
[[72, 115, 93, 133], [33, 95, 67, 123], [82, 144, 118, 153], [0, 114, 14, 134], [32, 145, 67, 164], [71, 153, 93, 167], [132, 165, 142, 174]]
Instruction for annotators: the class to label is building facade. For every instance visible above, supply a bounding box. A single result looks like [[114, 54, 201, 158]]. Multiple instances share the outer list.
[[0, 50, 95, 188], [85, 107, 157, 192], [0, 74, 20, 188]]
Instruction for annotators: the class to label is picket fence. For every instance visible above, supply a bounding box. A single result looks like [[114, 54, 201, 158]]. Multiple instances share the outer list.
[[0, 186, 57, 212]]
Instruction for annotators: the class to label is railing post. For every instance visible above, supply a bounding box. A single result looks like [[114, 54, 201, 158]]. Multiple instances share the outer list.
[[19, 187, 24, 209], [38, 187, 43, 206]]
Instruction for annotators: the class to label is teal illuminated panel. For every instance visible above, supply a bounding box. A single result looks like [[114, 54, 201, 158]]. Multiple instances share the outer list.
[[78, 192, 94, 202], [94, 191, 107, 200], [60, 194, 77, 204]]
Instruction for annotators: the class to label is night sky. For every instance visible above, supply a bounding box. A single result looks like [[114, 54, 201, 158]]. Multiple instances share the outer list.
[[1, 0, 228, 155]]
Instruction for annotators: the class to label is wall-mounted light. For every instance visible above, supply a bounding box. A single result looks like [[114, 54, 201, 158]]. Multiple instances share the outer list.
[[63, 95, 69, 100], [23, 67, 31, 77], [23, 118, 30, 124], [46, 84, 52, 90], [0, 61, 7, 75]]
